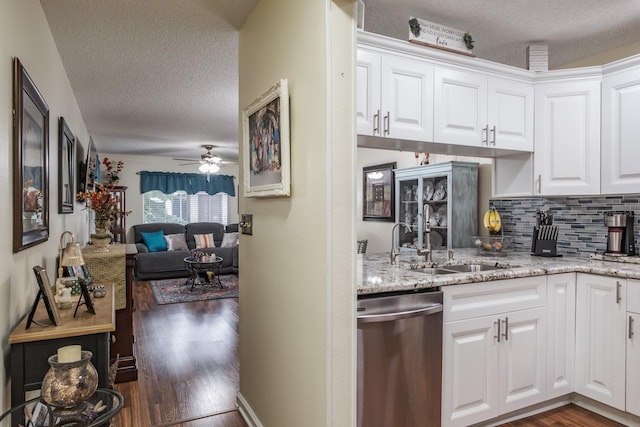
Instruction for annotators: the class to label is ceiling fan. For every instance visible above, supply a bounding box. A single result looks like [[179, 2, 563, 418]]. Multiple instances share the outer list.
[[173, 145, 233, 174]]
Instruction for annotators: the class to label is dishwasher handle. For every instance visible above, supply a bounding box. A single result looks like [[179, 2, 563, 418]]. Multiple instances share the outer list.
[[357, 304, 442, 324]]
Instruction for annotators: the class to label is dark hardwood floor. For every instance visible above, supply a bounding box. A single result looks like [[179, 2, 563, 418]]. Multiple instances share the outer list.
[[497, 404, 626, 426], [113, 279, 247, 426], [112, 279, 622, 426]]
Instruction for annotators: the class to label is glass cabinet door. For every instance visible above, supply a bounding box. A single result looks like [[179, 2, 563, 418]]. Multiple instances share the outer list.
[[422, 175, 448, 249], [397, 177, 419, 249]]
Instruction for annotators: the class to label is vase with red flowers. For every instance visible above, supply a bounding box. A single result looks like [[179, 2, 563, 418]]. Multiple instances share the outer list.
[[77, 184, 130, 251]]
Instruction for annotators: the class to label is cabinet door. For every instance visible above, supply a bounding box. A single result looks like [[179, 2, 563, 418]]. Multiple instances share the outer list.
[[627, 279, 640, 416], [546, 273, 576, 399], [380, 55, 433, 141], [442, 316, 499, 427], [356, 49, 381, 136], [602, 67, 640, 194], [487, 78, 534, 151], [395, 177, 420, 249], [434, 67, 487, 147], [499, 307, 547, 413], [533, 80, 601, 195], [627, 311, 640, 416], [575, 274, 626, 410]]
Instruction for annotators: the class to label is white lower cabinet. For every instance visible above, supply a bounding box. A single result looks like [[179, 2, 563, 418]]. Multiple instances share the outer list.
[[575, 273, 627, 411], [442, 277, 547, 427], [546, 273, 576, 398], [627, 279, 640, 416]]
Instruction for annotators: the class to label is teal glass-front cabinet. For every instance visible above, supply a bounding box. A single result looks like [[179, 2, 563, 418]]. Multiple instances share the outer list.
[[395, 161, 478, 252]]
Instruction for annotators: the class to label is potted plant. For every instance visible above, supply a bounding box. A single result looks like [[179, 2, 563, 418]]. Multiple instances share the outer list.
[[102, 157, 124, 185]]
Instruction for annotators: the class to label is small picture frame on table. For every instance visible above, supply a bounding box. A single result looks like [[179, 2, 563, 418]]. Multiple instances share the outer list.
[[63, 265, 96, 316], [27, 266, 62, 328]]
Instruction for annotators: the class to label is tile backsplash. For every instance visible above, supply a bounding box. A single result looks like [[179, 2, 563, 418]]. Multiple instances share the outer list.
[[492, 195, 640, 257]]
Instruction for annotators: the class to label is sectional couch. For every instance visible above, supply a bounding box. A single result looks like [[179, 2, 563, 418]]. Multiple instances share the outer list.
[[132, 222, 239, 281]]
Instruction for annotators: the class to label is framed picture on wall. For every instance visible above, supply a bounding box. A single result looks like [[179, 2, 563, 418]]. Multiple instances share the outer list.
[[363, 162, 396, 222], [58, 117, 75, 213], [13, 58, 50, 252], [242, 79, 291, 197]]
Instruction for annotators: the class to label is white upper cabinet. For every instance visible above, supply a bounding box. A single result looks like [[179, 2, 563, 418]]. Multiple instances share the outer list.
[[488, 78, 534, 151], [533, 77, 601, 195], [434, 68, 488, 146], [602, 62, 640, 194], [434, 67, 533, 151], [356, 48, 433, 141], [356, 49, 381, 136]]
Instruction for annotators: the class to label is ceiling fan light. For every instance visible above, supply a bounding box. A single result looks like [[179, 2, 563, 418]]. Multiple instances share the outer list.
[[198, 163, 220, 174]]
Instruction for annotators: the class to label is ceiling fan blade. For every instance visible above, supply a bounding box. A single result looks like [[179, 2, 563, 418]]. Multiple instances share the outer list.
[[178, 162, 198, 166], [173, 157, 199, 162]]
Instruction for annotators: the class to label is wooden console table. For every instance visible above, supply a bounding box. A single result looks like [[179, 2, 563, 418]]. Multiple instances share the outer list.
[[82, 243, 138, 383], [9, 283, 115, 427]]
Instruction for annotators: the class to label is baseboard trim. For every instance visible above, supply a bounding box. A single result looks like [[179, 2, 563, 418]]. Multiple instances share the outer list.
[[237, 392, 264, 427], [572, 394, 640, 427], [470, 396, 571, 426]]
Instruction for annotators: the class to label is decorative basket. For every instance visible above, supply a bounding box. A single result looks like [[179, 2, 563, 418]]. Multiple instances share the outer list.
[[472, 235, 513, 252]]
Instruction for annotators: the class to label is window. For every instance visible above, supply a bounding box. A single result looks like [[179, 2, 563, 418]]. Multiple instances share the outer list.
[[142, 190, 228, 225]]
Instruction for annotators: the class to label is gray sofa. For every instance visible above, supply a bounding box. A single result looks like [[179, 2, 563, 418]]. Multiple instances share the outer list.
[[133, 222, 239, 281]]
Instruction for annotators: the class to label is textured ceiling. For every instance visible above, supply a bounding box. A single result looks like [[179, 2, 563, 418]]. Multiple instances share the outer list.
[[40, 0, 640, 161], [363, 0, 640, 69]]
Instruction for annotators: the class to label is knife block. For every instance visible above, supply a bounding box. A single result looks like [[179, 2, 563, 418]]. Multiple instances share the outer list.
[[531, 225, 558, 257]]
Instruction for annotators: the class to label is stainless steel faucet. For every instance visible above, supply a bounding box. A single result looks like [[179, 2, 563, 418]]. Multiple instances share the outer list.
[[390, 222, 412, 265], [417, 204, 433, 263]]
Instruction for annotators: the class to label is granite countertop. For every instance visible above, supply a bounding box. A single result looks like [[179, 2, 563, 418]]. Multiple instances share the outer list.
[[357, 248, 640, 295]]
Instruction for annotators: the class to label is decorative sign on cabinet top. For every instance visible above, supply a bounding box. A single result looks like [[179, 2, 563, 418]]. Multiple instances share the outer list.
[[408, 17, 475, 57]]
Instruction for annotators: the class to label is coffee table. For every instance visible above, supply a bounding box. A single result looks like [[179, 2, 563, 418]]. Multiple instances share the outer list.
[[183, 256, 224, 291]]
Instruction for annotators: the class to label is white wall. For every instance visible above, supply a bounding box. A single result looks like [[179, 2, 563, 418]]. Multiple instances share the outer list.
[[0, 0, 91, 410], [238, 1, 355, 426], [93, 152, 239, 244]]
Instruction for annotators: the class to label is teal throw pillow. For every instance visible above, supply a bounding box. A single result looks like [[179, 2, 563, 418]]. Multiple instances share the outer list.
[[140, 230, 167, 252]]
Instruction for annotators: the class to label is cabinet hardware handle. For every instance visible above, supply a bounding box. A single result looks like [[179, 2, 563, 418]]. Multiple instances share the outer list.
[[630, 316, 635, 339], [373, 110, 380, 135], [617, 281, 622, 304], [537, 175, 542, 194], [502, 317, 509, 341], [384, 111, 390, 135], [490, 125, 496, 145], [494, 318, 501, 342], [482, 125, 488, 145]]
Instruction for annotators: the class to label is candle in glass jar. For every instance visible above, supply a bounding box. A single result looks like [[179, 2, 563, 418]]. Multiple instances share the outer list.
[[57, 345, 81, 363]]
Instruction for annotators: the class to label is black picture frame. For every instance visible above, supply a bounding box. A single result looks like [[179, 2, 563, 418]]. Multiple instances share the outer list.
[[13, 58, 50, 252], [27, 266, 62, 328], [63, 264, 94, 286], [63, 265, 95, 316], [58, 117, 75, 213], [363, 162, 396, 222], [74, 280, 96, 317]]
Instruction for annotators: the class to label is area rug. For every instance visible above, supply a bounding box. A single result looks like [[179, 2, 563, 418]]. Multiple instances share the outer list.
[[150, 274, 238, 305]]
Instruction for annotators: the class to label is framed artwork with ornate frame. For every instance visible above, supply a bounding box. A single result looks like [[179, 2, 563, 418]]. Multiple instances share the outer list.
[[13, 58, 50, 252], [58, 117, 75, 213], [363, 162, 396, 222], [242, 79, 290, 197]]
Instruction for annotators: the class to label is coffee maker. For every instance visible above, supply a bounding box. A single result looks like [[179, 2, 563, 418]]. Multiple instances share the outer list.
[[604, 211, 636, 256]]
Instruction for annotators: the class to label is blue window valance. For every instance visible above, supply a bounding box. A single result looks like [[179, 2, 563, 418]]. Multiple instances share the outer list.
[[139, 171, 235, 196]]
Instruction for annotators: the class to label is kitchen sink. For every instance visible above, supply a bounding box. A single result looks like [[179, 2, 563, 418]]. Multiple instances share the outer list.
[[423, 267, 459, 275], [441, 264, 504, 273], [406, 262, 520, 275]]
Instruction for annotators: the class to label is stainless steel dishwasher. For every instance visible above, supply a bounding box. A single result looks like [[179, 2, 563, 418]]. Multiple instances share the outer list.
[[357, 290, 443, 427]]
